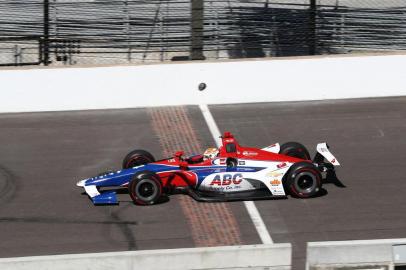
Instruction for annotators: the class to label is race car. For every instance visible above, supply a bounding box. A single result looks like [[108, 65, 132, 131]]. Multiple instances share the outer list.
[[76, 131, 340, 205]]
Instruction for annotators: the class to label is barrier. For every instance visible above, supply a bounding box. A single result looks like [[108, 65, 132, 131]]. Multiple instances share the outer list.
[[0, 54, 406, 113], [307, 238, 406, 270], [0, 244, 292, 270]]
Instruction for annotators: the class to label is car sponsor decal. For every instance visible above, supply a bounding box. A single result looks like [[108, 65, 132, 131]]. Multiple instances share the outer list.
[[277, 162, 287, 169], [238, 161, 245, 165], [266, 171, 283, 177], [210, 173, 243, 186], [270, 179, 281, 186], [198, 172, 251, 192], [243, 151, 258, 156]]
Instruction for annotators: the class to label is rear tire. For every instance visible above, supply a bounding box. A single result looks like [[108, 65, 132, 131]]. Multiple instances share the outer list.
[[284, 162, 322, 198], [280, 142, 310, 160], [128, 171, 162, 205], [122, 149, 155, 169]]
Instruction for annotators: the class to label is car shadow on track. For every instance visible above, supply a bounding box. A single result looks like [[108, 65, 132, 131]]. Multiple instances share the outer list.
[[312, 172, 346, 199], [324, 171, 346, 188], [313, 188, 328, 198]]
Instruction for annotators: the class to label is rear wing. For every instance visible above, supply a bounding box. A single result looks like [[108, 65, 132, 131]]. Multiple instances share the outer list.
[[314, 143, 340, 166]]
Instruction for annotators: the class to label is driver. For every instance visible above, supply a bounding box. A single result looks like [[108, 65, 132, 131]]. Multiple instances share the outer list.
[[203, 147, 219, 160]]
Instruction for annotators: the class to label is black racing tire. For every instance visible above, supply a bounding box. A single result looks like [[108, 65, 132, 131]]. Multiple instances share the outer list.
[[279, 142, 311, 160], [284, 162, 322, 198], [128, 171, 162, 205], [122, 149, 155, 169]]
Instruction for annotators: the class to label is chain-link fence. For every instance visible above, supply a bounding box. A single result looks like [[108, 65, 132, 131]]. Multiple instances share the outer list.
[[1, 0, 406, 66]]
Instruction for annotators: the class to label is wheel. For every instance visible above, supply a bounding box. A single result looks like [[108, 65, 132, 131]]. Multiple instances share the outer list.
[[122, 149, 155, 169], [128, 171, 162, 205], [284, 162, 322, 198], [280, 142, 311, 160]]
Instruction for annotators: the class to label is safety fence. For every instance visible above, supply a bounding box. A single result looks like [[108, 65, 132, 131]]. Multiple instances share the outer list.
[[1, 0, 406, 66]]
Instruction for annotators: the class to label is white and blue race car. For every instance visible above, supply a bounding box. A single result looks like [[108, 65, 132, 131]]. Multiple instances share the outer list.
[[77, 132, 340, 205]]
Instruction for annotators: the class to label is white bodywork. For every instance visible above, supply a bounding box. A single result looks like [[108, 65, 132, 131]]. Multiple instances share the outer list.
[[262, 143, 280, 154], [77, 179, 100, 198], [199, 142, 340, 196], [84, 185, 100, 198], [199, 159, 291, 196]]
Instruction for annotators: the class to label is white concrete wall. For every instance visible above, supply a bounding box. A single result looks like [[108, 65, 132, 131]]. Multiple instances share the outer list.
[[0, 244, 291, 270], [307, 238, 406, 270], [1, 54, 406, 113]]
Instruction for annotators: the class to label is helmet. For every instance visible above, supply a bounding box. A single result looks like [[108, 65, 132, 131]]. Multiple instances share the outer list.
[[203, 147, 219, 160]]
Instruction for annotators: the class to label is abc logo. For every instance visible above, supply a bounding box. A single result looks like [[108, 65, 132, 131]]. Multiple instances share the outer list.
[[210, 173, 243, 186]]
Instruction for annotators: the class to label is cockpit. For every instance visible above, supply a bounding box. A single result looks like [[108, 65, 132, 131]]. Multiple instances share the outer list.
[[184, 147, 219, 164], [177, 132, 239, 165]]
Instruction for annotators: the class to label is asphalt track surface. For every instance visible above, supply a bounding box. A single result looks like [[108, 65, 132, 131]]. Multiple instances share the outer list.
[[0, 97, 406, 269]]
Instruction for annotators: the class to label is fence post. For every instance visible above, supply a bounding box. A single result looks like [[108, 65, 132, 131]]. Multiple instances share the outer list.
[[43, 0, 50, 65], [190, 0, 205, 60], [309, 0, 317, 55]]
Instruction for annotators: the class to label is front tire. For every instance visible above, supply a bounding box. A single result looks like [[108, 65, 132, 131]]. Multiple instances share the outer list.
[[280, 142, 311, 160], [122, 149, 155, 169], [284, 162, 322, 198], [128, 171, 162, 205]]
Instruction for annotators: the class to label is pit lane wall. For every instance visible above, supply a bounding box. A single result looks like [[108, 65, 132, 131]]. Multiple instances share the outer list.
[[1, 54, 406, 113], [307, 238, 406, 270], [0, 244, 291, 270]]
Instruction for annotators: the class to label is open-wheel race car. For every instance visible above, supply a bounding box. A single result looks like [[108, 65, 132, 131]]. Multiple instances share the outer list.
[[77, 132, 340, 205]]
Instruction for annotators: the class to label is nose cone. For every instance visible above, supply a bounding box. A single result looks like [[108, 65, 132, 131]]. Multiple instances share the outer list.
[[77, 169, 129, 189], [82, 171, 117, 186]]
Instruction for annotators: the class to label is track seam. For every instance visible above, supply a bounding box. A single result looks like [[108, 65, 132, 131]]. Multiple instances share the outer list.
[[199, 104, 274, 244]]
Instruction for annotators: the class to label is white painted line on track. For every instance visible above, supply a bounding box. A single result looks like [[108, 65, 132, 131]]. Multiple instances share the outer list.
[[199, 104, 222, 146], [199, 104, 274, 244]]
